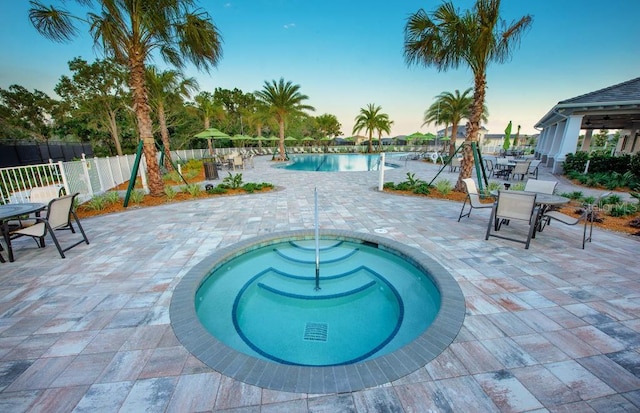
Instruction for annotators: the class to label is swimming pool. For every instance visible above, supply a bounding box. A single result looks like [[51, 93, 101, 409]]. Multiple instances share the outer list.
[[277, 154, 400, 171]]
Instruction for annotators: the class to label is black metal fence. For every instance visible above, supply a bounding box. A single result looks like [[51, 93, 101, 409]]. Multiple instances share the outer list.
[[0, 142, 94, 168]]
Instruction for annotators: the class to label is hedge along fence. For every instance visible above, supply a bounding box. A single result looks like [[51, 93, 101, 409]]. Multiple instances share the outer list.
[[564, 152, 640, 177]]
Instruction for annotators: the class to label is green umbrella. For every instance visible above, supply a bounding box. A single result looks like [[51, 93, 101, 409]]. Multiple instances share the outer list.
[[423, 132, 436, 140], [194, 128, 229, 138], [284, 136, 298, 142], [503, 121, 512, 150], [194, 128, 229, 154]]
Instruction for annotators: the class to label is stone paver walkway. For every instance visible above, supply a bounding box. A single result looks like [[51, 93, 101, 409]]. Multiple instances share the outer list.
[[0, 154, 638, 412]]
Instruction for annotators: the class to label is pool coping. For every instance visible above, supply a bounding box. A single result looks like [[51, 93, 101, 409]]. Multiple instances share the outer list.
[[169, 229, 465, 394]]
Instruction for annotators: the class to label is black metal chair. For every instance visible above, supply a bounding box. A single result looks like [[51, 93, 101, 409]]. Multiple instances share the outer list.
[[485, 191, 539, 249], [10, 193, 89, 258]]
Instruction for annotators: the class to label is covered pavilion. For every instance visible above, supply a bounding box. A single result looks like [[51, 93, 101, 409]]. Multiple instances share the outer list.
[[534, 77, 640, 173]]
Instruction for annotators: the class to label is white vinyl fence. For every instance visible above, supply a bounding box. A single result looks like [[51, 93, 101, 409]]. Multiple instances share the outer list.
[[1, 148, 210, 205]]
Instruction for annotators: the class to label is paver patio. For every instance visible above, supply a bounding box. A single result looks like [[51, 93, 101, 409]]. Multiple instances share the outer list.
[[0, 154, 638, 412]]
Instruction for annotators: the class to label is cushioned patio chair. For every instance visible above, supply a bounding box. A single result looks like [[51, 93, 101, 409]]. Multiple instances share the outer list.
[[458, 178, 493, 222], [542, 192, 611, 249], [10, 193, 89, 259], [485, 190, 539, 249]]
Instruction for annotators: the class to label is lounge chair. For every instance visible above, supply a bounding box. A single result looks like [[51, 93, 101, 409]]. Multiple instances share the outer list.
[[458, 178, 493, 221], [10, 193, 89, 259], [542, 192, 611, 249], [485, 190, 539, 249], [527, 159, 542, 179]]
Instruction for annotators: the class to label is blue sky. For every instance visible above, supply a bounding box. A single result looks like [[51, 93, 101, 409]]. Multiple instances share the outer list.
[[1, 0, 639, 137]]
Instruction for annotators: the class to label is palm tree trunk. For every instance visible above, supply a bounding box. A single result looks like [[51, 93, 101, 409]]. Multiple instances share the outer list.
[[157, 102, 174, 171], [129, 58, 164, 196], [449, 124, 458, 158], [368, 131, 373, 153], [278, 121, 286, 160], [203, 117, 214, 155], [107, 109, 123, 156], [455, 74, 486, 192]]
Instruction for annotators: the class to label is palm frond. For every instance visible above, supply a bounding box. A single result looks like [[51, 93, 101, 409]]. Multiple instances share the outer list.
[[29, 1, 78, 42], [175, 11, 223, 71]]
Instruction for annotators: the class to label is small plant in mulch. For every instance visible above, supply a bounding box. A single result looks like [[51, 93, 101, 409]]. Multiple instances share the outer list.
[[182, 183, 202, 197], [129, 189, 145, 204], [223, 172, 244, 189]]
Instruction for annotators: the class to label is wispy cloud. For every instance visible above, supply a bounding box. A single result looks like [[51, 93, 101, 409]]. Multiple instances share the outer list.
[[224, 3, 232, 7], [283, 23, 296, 29]]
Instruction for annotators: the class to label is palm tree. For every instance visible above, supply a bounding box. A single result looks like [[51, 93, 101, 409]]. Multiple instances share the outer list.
[[376, 118, 394, 152], [405, 0, 532, 190], [146, 67, 199, 170], [29, 0, 223, 196], [255, 78, 315, 160], [424, 89, 489, 157], [353, 104, 390, 153], [192, 91, 226, 155], [245, 101, 273, 141]]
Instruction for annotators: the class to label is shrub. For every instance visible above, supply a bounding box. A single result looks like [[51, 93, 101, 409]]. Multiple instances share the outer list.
[[604, 194, 623, 205], [563, 152, 589, 174], [182, 184, 202, 197], [510, 182, 525, 191], [630, 153, 640, 179], [434, 179, 452, 195], [129, 189, 145, 204], [104, 191, 121, 204], [242, 183, 259, 193], [164, 186, 177, 200], [559, 191, 584, 200], [207, 185, 228, 194], [163, 170, 182, 183], [383, 182, 396, 190], [85, 194, 109, 211], [608, 203, 638, 217], [413, 183, 431, 195], [223, 172, 243, 189]]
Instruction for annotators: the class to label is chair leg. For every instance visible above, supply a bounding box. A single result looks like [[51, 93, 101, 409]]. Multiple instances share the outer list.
[[458, 197, 470, 222], [45, 222, 66, 259], [485, 206, 497, 240], [71, 212, 90, 246]]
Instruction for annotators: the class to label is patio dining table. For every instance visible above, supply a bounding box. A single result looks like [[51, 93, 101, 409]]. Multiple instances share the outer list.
[[0, 203, 46, 262]]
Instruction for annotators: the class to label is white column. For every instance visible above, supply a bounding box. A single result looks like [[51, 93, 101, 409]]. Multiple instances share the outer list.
[[551, 114, 583, 174], [541, 123, 558, 164], [581, 129, 593, 152]]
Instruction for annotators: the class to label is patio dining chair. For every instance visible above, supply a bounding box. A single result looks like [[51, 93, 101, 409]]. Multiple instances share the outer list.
[[524, 179, 557, 194], [510, 160, 531, 181], [10, 193, 89, 259], [541, 192, 611, 249], [449, 156, 461, 172], [458, 178, 493, 221], [485, 190, 539, 249]]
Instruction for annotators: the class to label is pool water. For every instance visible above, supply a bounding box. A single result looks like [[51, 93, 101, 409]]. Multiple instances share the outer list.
[[277, 154, 400, 171], [195, 238, 440, 366]]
